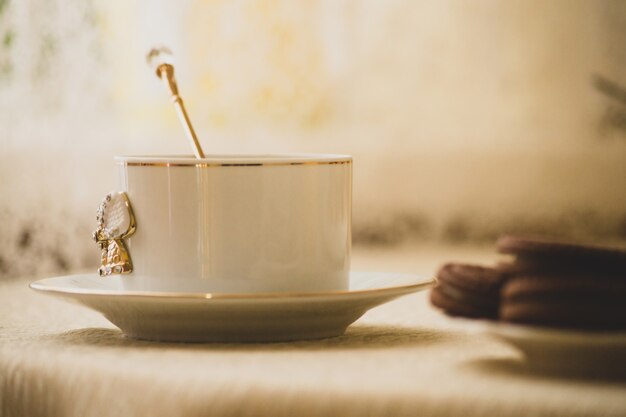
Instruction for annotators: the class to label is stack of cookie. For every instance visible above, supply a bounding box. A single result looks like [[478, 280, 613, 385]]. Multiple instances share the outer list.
[[429, 263, 505, 319], [497, 236, 626, 330], [430, 235, 626, 330]]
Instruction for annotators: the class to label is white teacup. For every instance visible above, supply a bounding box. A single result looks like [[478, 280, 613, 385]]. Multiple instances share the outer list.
[[111, 154, 352, 293]]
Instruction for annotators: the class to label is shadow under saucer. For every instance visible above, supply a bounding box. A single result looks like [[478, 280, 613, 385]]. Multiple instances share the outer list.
[[464, 357, 626, 384], [43, 324, 461, 351]]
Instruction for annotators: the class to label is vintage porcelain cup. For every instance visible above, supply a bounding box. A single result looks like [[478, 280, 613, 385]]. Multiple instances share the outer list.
[[110, 154, 352, 293]]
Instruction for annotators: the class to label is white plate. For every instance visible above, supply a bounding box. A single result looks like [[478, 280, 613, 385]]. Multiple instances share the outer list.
[[30, 272, 435, 343], [467, 320, 626, 372]]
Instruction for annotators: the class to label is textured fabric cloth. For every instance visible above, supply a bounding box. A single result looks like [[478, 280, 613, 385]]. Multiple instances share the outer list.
[[1, 247, 626, 417]]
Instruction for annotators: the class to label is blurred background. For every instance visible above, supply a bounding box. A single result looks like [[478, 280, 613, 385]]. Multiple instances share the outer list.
[[0, 0, 625, 280]]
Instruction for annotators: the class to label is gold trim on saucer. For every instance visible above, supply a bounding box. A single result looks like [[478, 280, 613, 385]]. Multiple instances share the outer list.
[[29, 276, 436, 301]]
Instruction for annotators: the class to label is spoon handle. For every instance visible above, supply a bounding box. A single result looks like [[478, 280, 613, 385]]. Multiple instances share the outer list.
[[157, 65, 205, 159], [148, 47, 206, 160], [171, 93, 205, 159]]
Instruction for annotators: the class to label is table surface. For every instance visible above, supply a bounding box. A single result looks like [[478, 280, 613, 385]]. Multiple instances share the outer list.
[[1, 245, 625, 417]]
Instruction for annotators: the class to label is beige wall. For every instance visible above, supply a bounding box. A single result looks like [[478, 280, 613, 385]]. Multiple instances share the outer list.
[[1, 0, 625, 278]]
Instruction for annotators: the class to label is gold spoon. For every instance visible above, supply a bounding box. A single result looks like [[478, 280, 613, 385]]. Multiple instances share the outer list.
[[146, 47, 205, 159]]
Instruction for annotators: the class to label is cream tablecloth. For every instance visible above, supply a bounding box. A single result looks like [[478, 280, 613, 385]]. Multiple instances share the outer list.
[[1, 246, 625, 417]]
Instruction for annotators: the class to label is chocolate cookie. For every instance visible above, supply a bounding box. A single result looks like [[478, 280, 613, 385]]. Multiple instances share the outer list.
[[496, 235, 626, 273], [500, 274, 626, 330], [430, 263, 506, 319], [496, 256, 626, 277], [500, 301, 626, 330], [502, 275, 626, 301]]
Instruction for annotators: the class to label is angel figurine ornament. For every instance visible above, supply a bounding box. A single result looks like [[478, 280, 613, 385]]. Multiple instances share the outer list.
[[93, 192, 137, 276]]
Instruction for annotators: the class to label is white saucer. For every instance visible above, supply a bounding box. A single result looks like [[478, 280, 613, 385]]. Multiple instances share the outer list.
[[30, 272, 435, 343], [464, 319, 626, 372]]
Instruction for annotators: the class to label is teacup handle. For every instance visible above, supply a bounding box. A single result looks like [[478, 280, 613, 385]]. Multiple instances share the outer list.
[[92, 192, 137, 276]]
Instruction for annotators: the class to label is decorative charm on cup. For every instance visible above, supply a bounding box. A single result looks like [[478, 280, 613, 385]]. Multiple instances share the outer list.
[[93, 192, 137, 276]]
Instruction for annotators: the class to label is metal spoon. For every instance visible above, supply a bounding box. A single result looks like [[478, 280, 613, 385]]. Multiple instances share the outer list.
[[147, 47, 205, 159]]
